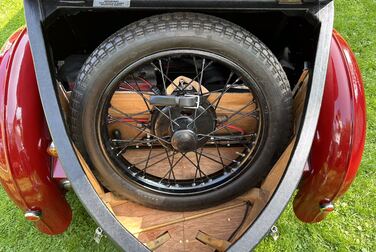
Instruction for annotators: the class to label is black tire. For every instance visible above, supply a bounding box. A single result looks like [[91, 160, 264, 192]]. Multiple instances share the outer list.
[[70, 12, 292, 211]]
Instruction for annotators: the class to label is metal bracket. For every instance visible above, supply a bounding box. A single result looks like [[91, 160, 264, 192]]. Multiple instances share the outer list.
[[149, 94, 200, 109], [269, 225, 280, 241], [94, 227, 106, 244]]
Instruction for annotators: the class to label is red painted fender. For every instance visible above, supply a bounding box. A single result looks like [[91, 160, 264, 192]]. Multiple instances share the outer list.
[[0, 28, 72, 234], [293, 30, 366, 222]]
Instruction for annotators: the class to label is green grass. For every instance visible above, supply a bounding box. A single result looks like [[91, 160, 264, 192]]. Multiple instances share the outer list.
[[0, 0, 375, 251]]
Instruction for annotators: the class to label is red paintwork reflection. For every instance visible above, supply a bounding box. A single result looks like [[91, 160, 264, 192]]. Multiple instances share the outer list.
[[0, 28, 72, 234], [293, 30, 366, 223]]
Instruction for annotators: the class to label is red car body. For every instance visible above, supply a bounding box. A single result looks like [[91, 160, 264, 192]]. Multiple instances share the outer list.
[[294, 30, 366, 222], [0, 26, 366, 236], [0, 28, 72, 234]]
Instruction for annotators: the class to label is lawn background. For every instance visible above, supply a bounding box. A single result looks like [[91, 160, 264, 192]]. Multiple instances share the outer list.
[[0, 0, 375, 251]]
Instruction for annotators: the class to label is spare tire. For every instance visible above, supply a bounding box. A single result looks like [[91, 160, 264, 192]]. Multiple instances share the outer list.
[[70, 12, 293, 211]]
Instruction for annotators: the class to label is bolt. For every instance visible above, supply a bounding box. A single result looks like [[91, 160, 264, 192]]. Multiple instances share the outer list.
[[25, 210, 42, 222], [60, 179, 72, 191]]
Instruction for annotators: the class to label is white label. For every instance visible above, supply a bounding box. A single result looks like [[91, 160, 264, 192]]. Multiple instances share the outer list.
[[93, 0, 130, 7]]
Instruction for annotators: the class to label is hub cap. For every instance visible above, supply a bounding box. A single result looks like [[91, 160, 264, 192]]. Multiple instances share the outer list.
[[171, 129, 197, 153]]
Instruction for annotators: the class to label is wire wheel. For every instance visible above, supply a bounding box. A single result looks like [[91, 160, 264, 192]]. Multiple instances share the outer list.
[[70, 12, 292, 210], [99, 51, 265, 195]]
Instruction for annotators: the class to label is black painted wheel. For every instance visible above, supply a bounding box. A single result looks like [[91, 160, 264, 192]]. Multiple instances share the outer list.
[[70, 13, 292, 211]]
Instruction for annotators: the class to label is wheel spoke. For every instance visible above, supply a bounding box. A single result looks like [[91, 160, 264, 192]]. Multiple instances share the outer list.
[[193, 148, 202, 183], [187, 75, 241, 127], [193, 56, 199, 76], [199, 133, 256, 141], [143, 144, 154, 175], [138, 150, 175, 174], [118, 81, 179, 127], [165, 149, 177, 184], [209, 109, 259, 136], [101, 52, 264, 192], [111, 137, 160, 147], [133, 75, 152, 111], [223, 127, 252, 151], [134, 149, 167, 166], [192, 150, 225, 166], [110, 106, 171, 145], [213, 75, 241, 110], [114, 130, 144, 156], [215, 142, 226, 170], [109, 106, 149, 125], [122, 79, 152, 112], [159, 153, 184, 184], [151, 62, 181, 92], [200, 149, 234, 163], [196, 149, 208, 180], [181, 59, 214, 93], [181, 152, 209, 181], [107, 109, 150, 124], [158, 59, 167, 92]]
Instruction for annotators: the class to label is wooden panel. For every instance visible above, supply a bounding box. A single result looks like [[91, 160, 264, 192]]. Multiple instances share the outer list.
[[110, 91, 151, 118], [112, 199, 247, 252], [293, 70, 309, 131], [233, 138, 296, 241], [76, 136, 295, 251], [73, 145, 105, 196]]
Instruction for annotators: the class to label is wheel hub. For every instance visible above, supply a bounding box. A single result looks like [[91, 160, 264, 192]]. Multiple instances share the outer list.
[[171, 129, 197, 152], [152, 100, 216, 152]]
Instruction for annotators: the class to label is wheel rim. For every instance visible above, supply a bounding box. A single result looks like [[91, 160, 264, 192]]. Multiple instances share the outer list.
[[97, 50, 268, 195]]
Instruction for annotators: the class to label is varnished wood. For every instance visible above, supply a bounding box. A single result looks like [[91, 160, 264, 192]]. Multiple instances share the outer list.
[[196, 230, 231, 252], [117, 201, 246, 235], [233, 138, 296, 241], [293, 70, 309, 131], [73, 145, 105, 195], [145, 231, 171, 251]]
